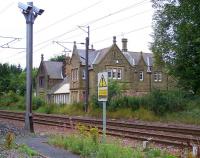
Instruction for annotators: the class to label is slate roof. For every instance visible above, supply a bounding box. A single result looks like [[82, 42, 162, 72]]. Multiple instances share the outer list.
[[43, 61, 63, 79], [77, 47, 111, 67], [75, 45, 153, 68], [50, 77, 70, 94], [123, 51, 153, 66]]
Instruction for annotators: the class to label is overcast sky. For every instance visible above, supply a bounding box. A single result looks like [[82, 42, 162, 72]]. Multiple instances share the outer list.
[[0, 0, 153, 68]]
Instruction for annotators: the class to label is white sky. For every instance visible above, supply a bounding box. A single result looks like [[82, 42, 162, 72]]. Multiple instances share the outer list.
[[0, 0, 154, 68]]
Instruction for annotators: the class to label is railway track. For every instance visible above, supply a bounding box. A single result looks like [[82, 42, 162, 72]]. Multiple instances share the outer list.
[[0, 110, 200, 147]]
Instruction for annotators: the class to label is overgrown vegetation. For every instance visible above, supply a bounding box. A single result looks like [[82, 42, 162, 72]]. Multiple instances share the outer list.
[[151, 0, 200, 95], [48, 124, 176, 158], [2, 132, 38, 157], [1, 87, 200, 124], [17, 144, 38, 157], [1, 74, 200, 124]]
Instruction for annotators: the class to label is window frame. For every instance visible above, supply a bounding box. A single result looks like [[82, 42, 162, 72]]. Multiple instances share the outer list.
[[107, 67, 122, 80], [139, 71, 144, 81], [154, 71, 162, 82]]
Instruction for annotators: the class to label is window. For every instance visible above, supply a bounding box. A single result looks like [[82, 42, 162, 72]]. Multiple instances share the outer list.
[[107, 68, 122, 80], [154, 72, 162, 82], [147, 66, 152, 73], [39, 76, 44, 88], [82, 69, 86, 79], [108, 69, 112, 78], [139, 71, 144, 81], [112, 69, 117, 79], [117, 69, 122, 79], [72, 68, 78, 81], [158, 72, 162, 82]]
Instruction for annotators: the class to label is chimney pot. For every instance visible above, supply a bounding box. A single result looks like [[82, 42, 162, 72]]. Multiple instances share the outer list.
[[41, 54, 44, 61], [113, 36, 117, 44], [122, 38, 128, 52]]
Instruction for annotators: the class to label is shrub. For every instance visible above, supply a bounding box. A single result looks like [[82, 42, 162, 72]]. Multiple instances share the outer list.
[[16, 97, 25, 110], [36, 103, 56, 114], [96, 143, 135, 158], [145, 89, 187, 115], [108, 96, 144, 111], [32, 96, 45, 110], [107, 80, 122, 106], [4, 132, 15, 149], [0, 91, 19, 106]]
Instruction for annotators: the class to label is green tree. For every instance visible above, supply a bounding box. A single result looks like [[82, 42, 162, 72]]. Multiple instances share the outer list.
[[151, 0, 200, 94], [0, 63, 25, 95], [49, 54, 66, 62]]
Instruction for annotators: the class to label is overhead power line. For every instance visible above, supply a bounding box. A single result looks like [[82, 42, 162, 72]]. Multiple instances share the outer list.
[[93, 25, 151, 44], [0, 35, 22, 39], [62, 9, 151, 41], [35, 1, 102, 34], [0, 1, 14, 16], [33, 0, 149, 48], [0, 36, 24, 50], [82, 0, 149, 27]]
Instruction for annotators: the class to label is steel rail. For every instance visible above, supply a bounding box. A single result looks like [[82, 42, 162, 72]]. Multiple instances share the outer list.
[[0, 110, 199, 147]]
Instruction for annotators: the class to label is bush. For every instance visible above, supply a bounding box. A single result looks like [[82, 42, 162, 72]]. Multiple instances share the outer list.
[[146, 89, 187, 115], [16, 97, 25, 110], [107, 96, 145, 111], [32, 96, 45, 110], [36, 103, 57, 114], [0, 91, 19, 106]]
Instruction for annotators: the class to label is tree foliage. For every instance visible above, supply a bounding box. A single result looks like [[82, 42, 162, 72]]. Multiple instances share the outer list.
[[0, 63, 22, 95], [49, 54, 66, 62], [0, 63, 38, 96], [151, 0, 200, 94]]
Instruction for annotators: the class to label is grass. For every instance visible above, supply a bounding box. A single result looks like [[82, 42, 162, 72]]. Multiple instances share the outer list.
[[1, 90, 200, 125], [2, 132, 38, 157], [48, 133, 177, 158], [17, 144, 38, 157]]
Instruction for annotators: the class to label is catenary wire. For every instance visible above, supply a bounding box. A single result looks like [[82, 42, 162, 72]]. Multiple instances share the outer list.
[[35, 1, 102, 34], [33, 0, 149, 48]]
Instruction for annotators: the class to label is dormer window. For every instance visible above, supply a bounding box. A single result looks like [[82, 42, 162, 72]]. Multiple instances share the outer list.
[[147, 66, 152, 73]]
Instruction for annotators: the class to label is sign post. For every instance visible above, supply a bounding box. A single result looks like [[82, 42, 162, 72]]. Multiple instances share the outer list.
[[98, 72, 108, 143]]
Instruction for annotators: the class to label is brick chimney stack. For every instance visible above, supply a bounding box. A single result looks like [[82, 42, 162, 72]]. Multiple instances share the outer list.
[[122, 38, 128, 52], [113, 36, 117, 44], [41, 54, 44, 61]]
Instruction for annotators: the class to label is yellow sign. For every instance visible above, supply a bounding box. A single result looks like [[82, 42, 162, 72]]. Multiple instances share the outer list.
[[99, 89, 108, 96], [99, 74, 107, 87], [98, 72, 108, 101]]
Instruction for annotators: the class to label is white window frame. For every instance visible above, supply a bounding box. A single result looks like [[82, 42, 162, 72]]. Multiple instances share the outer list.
[[154, 72, 158, 82], [158, 72, 162, 82], [139, 71, 144, 81], [107, 68, 122, 80], [112, 68, 117, 79], [154, 72, 162, 82], [117, 69, 122, 79]]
